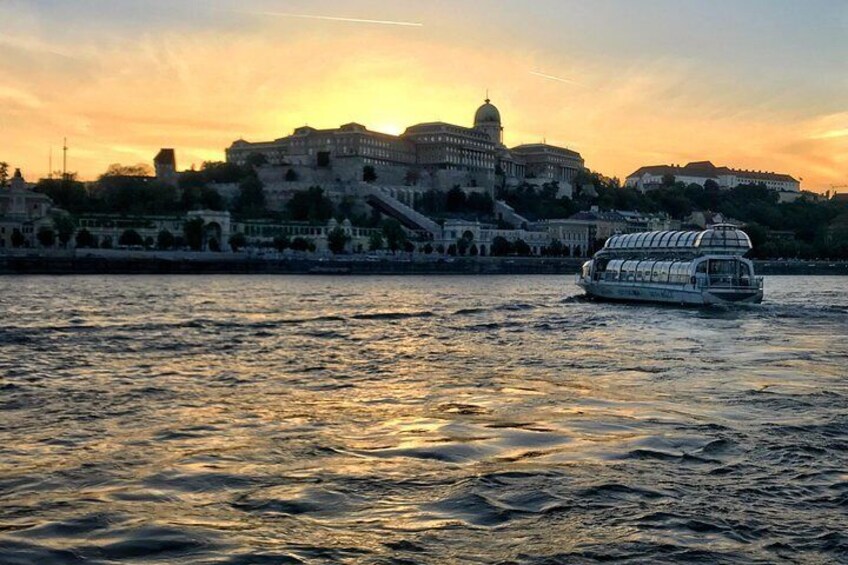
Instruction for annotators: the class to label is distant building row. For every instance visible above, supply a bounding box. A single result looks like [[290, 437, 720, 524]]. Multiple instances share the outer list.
[[226, 99, 586, 191], [625, 161, 800, 194]]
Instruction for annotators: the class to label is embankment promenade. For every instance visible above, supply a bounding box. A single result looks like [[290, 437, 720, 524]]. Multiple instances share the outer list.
[[1, 250, 847, 276]]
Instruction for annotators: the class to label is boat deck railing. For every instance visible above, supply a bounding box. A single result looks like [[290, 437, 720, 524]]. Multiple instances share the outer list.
[[592, 272, 763, 291], [700, 276, 764, 290]]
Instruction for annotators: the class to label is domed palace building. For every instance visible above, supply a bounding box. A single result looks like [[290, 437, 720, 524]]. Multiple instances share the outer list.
[[226, 98, 585, 193]]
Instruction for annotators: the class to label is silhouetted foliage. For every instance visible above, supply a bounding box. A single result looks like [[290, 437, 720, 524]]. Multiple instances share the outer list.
[[200, 161, 248, 184], [102, 163, 153, 178], [246, 153, 268, 168], [181, 186, 224, 212], [229, 232, 247, 252], [273, 235, 290, 252], [513, 239, 531, 256], [119, 229, 143, 247], [157, 229, 175, 250], [34, 179, 90, 214], [327, 226, 350, 255], [52, 213, 76, 247], [368, 232, 384, 251], [491, 236, 513, 257], [704, 179, 720, 191], [290, 237, 312, 252], [381, 219, 407, 253], [286, 187, 334, 224], [37, 226, 55, 247], [416, 187, 494, 220], [545, 239, 564, 257], [497, 182, 578, 221], [285, 168, 299, 182], [95, 177, 179, 216], [404, 168, 420, 186], [446, 186, 467, 212], [234, 176, 266, 218], [467, 192, 494, 215], [75, 229, 96, 249]]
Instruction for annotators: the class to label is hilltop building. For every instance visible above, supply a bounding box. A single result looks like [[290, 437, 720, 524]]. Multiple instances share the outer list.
[[226, 99, 585, 192], [625, 161, 800, 195], [154, 149, 178, 186]]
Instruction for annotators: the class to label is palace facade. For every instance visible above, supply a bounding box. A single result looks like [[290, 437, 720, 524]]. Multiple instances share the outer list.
[[226, 99, 585, 190]]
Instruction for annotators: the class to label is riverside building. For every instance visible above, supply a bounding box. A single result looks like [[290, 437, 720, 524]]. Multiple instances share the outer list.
[[0, 169, 53, 249]]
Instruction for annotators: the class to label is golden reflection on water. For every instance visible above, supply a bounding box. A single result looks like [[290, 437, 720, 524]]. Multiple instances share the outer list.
[[1, 276, 847, 562]]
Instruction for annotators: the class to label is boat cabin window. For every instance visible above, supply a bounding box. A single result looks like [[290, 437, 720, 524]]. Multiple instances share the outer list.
[[682, 263, 693, 284], [670, 263, 679, 284], [709, 259, 736, 275], [651, 262, 669, 282], [739, 261, 753, 286], [708, 259, 740, 287]]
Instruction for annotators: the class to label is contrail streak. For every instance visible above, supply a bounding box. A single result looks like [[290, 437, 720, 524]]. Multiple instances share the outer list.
[[226, 10, 423, 27], [530, 71, 580, 86]]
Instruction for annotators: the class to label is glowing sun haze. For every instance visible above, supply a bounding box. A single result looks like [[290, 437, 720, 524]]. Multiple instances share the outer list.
[[2, 0, 847, 191]]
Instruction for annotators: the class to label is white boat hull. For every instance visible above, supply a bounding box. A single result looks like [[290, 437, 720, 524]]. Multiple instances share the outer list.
[[577, 279, 763, 305]]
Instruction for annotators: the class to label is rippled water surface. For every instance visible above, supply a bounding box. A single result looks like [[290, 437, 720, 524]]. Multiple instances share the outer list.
[[1, 275, 847, 564]]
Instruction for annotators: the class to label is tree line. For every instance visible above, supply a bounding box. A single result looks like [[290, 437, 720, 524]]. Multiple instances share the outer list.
[[498, 171, 848, 259]]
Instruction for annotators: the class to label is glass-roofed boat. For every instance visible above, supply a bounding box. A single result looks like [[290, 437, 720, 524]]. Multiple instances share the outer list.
[[576, 224, 764, 305]]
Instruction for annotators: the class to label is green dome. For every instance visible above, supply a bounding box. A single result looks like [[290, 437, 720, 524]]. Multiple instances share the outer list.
[[474, 99, 501, 124]]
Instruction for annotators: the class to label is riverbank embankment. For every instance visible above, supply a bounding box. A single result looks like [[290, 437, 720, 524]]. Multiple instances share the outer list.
[[1, 251, 847, 276]]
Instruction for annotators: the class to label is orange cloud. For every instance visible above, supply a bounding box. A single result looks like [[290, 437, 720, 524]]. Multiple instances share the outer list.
[[1, 21, 845, 192]]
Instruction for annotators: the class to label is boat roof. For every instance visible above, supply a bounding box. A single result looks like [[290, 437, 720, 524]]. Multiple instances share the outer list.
[[602, 225, 752, 254]]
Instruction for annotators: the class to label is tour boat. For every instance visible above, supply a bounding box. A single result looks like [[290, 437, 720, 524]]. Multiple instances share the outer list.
[[576, 224, 764, 305]]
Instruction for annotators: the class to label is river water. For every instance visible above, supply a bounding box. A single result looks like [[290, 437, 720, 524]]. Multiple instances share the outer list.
[[0, 275, 846, 564]]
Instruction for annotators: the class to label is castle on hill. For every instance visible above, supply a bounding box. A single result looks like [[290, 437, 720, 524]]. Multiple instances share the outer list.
[[225, 99, 586, 195]]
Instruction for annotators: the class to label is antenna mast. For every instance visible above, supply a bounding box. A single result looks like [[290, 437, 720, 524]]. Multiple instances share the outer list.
[[62, 138, 68, 181], [49, 147, 53, 180]]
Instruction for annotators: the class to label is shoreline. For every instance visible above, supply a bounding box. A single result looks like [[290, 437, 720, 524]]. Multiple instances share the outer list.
[[1, 252, 847, 276]]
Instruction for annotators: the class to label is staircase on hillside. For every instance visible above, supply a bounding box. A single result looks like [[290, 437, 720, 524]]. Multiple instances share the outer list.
[[495, 200, 531, 229], [359, 185, 441, 237]]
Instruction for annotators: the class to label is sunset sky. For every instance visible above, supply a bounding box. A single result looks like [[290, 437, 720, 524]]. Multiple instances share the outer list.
[[2, 0, 847, 191]]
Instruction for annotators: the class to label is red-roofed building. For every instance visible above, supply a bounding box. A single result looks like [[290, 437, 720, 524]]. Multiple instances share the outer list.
[[625, 161, 800, 194]]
